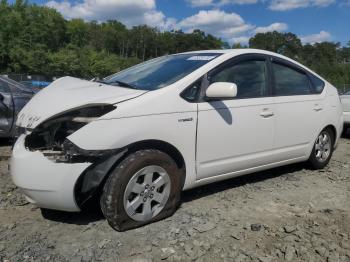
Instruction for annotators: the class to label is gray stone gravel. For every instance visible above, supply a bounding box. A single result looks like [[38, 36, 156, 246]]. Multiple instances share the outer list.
[[0, 136, 349, 261]]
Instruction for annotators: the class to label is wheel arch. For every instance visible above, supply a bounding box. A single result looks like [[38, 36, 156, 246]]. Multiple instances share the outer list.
[[74, 139, 186, 209], [324, 124, 337, 145], [307, 124, 338, 160], [126, 139, 186, 170]]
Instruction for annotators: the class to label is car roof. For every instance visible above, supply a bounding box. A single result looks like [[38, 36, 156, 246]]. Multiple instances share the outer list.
[[180, 48, 293, 59], [180, 48, 276, 54], [180, 49, 326, 82], [179, 49, 299, 65]]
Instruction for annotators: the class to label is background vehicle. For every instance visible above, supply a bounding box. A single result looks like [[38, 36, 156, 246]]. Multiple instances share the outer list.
[[0, 76, 35, 138], [11, 49, 343, 231], [340, 90, 350, 134], [21, 80, 51, 90]]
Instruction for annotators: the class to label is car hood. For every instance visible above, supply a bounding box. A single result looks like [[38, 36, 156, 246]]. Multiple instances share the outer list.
[[16, 76, 146, 129]]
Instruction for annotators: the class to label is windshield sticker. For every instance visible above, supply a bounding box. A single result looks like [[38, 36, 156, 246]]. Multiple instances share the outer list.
[[187, 56, 217, 61]]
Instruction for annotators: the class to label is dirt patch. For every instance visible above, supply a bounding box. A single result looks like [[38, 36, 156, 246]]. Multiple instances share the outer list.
[[0, 137, 349, 261]]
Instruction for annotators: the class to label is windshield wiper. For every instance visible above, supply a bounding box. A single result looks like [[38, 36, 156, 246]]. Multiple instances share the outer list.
[[92, 78, 139, 89], [105, 80, 138, 89]]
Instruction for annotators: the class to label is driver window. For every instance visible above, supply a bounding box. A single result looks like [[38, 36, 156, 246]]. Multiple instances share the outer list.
[[210, 59, 268, 99]]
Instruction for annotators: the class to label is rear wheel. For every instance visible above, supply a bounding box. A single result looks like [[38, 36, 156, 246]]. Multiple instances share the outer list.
[[308, 128, 334, 169], [100, 149, 183, 231]]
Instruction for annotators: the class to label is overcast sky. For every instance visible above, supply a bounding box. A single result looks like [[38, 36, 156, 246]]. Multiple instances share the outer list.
[[12, 0, 350, 45]]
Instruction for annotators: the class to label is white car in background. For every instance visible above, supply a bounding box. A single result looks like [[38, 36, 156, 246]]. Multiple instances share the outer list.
[[11, 49, 343, 231], [341, 91, 350, 134]]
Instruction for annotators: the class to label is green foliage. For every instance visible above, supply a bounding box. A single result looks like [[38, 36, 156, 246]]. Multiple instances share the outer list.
[[249, 31, 302, 60], [0, 1, 349, 88], [66, 19, 90, 47], [0, 0, 223, 78]]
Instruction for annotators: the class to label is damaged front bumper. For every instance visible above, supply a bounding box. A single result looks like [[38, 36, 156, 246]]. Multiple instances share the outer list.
[[11, 104, 126, 212], [11, 135, 92, 211]]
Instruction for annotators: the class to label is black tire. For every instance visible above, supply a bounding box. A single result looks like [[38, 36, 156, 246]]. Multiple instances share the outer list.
[[100, 149, 183, 231], [308, 128, 335, 170]]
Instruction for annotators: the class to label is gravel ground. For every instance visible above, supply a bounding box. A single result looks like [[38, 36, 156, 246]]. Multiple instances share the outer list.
[[0, 135, 349, 262]]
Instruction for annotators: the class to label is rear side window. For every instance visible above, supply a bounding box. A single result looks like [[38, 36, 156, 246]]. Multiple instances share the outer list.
[[309, 74, 325, 94], [210, 60, 268, 99], [272, 63, 311, 96]]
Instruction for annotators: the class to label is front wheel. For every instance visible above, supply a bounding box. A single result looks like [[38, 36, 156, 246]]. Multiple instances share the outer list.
[[100, 149, 183, 231], [308, 128, 334, 169]]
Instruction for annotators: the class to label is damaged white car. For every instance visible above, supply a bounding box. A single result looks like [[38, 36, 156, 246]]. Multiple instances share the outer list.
[[11, 49, 343, 231]]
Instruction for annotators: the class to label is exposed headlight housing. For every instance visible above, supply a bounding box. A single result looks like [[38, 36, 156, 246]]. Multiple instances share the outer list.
[[24, 104, 116, 159], [62, 139, 121, 163]]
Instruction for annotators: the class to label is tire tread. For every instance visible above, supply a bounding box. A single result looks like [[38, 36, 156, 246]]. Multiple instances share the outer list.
[[100, 149, 182, 231]]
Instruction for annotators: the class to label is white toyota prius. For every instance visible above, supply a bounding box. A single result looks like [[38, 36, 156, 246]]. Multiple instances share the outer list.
[[11, 49, 343, 231]]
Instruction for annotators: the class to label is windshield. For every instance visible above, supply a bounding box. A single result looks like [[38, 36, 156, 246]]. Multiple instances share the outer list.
[[104, 53, 222, 90], [0, 76, 33, 93]]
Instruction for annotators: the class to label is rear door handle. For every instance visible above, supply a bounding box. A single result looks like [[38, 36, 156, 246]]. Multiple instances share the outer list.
[[260, 109, 274, 118], [313, 104, 323, 111]]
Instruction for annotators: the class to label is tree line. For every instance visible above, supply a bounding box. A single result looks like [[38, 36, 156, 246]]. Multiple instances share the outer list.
[[0, 0, 222, 79], [1, 0, 350, 88]]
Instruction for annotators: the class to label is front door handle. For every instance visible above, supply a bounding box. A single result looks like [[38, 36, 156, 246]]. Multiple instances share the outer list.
[[260, 109, 274, 118]]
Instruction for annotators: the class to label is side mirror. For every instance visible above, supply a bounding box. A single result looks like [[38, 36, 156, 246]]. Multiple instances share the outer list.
[[206, 82, 237, 100]]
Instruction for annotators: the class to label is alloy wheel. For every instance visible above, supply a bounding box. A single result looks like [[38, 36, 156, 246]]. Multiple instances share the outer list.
[[314, 131, 331, 162], [123, 165, 171, 222]]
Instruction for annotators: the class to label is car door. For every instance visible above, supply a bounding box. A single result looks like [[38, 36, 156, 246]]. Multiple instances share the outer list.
[[0, 80, 14, 136], [270, 57, 325, 161], [196, 55, 275, 180]]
